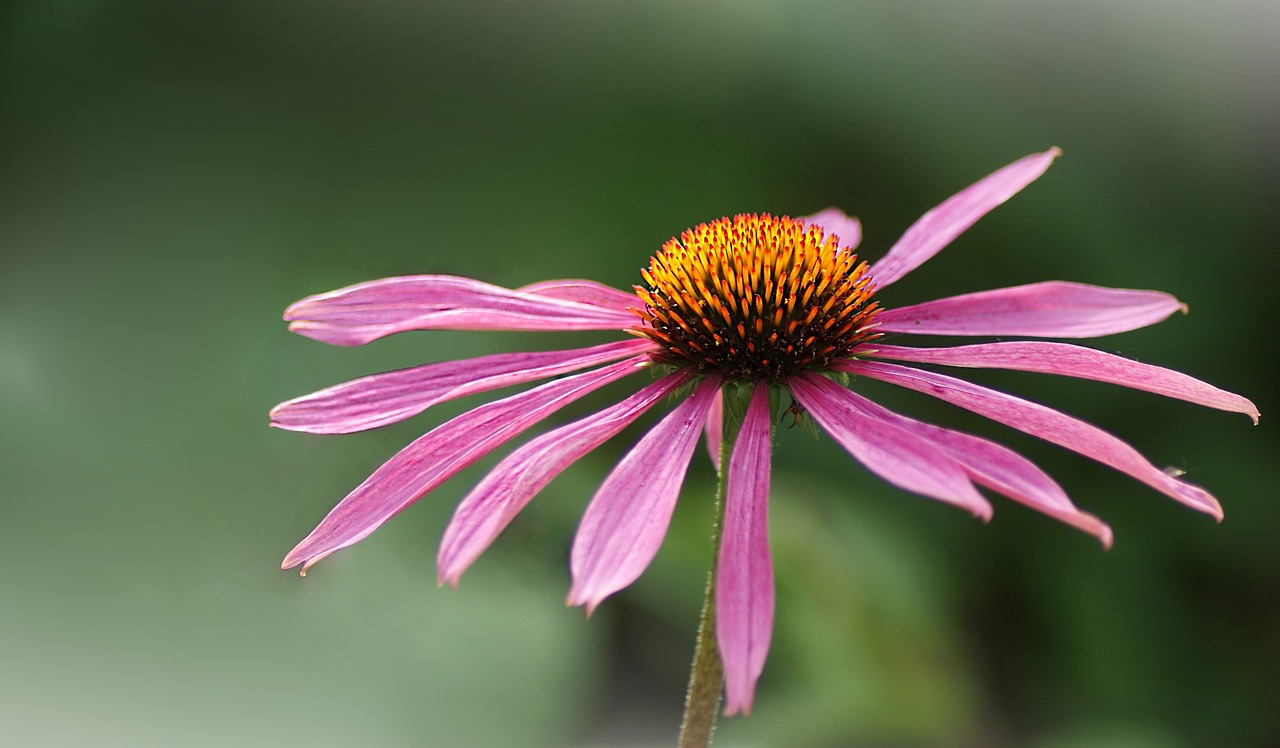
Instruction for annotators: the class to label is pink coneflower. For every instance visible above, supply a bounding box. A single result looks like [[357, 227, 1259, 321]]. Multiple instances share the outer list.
[[273, 149, 1257, 718]]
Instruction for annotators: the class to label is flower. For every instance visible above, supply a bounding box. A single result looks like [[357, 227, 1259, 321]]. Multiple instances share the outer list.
[[273, 149, 1257, 716]]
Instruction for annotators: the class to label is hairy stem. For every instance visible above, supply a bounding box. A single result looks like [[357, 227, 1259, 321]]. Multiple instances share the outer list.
[[677, 431, 732, 748]]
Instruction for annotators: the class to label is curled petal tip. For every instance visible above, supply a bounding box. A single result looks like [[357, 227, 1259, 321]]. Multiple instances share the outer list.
[[969, 499, 995, 523], [301, 553, 330, 574], [282, 547, 332, 576], [1228, 398, 1260, 426], [1047, 146, 1063, 159], [1098, 524, 1115, 551], [1197, 494, 1225, 522], [1071, 510, 1114, 550]]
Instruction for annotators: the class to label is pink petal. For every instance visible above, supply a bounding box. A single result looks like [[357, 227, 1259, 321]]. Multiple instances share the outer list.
[[807, 373, 1111, 546], [789, 373, 993, 519], [800, 207, 863, 251], [839, 360, 1224, 518], [285, 275, 637, 346], [876, 281, 1186, 338], [270, 339, 657, 434], [864, 342, 1259, 424], [282, 356, 650, 574], [437, 370, 691, 587], [705, 389, 724, 472], [868, 149, 1060, 288], [717, 383, 775, 716], [568, 376, 723, 613], [517, 279, 642, 314]]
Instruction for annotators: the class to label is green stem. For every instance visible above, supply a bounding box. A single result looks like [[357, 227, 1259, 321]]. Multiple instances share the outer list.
[[677, 431, 733, 748]]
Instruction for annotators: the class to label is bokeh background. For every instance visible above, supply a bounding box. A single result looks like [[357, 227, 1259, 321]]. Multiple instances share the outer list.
[[2, 2, 1277, 746]]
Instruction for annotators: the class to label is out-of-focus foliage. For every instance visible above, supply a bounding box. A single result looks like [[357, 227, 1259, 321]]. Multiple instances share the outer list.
[[1, 1, 1276, 746]]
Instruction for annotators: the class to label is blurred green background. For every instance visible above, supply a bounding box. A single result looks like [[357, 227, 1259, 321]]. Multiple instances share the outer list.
[[2, 2, 1277, 746]]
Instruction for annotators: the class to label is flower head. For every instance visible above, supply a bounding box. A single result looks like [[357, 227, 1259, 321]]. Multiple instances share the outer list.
[[273, 149, 1257, 716], [634, 213, 880, 380]]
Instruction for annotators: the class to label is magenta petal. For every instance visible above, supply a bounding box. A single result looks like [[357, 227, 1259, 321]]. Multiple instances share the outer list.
[[790, 373, 993, 519], [568, 376, 723, 612], [918, 424, 1113, 547], [876, 281, 1186, 338], [705, 389, 724, 472], [271, 339, 657, 434], [285, 275, 637, 346], [868, 149, 1060, 288], [800, 207, 863, 251], [717, 383, 775, 716], [865, 342, 1259, 424], [517, 279, 642, 314], [811, 374, 1112, 546], [437, 370, 691, 587], [840, 360, 1224, 518], [282, 356, 649, 573]]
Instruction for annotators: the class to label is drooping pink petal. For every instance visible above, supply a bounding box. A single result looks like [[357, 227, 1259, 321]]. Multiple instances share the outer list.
[[802, 373, 1111, 545], [517, 278, 643, 315], [282, 356, 650, 574], [863, 342, 1259, 424], [868, 148, 1060, 288], [717, 383, 775, 716], [801, 207, 862, 251], [920, 427, 1113, 546], [568, 376, 723, 613], [876, 281, 1186, 338], [270, 339, 657, 434], [839, 360, 1224, 518], [437, 370, 691, 587], [285, 275, 637, 346], [705, 388, 724, 472], [789, 373, 993, 519]]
